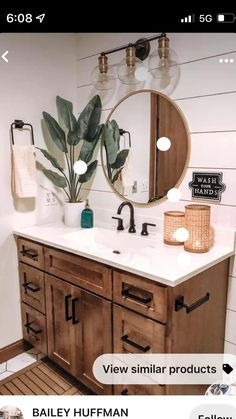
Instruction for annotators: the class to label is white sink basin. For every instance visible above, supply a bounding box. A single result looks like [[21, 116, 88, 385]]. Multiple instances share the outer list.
[[61, 227, 158, 254]]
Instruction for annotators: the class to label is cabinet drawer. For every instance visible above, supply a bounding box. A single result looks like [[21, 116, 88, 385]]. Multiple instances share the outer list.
[[19, 263, 45, 314], [114, 271, 167, 323], [44, 247, 112, 298], [18, 238, 44, 270], [114, 384, 165, 395], [113, 304, 165, 354], [21, 303, 47, 354]]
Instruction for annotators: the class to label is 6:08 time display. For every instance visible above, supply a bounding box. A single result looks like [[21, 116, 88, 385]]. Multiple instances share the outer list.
[[7, 14, 33, 23]]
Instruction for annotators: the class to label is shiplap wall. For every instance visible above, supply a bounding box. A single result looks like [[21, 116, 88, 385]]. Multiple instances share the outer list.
[[76, 33, 236, 354]]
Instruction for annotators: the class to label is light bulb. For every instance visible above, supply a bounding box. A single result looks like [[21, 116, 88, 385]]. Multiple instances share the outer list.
[[173, 227, 189, 242], [148, 35, 179, 80], [73, 160, 87, 175], [156, 136, 171, 151], [167, 188, 181, 202], [91, 54, 116, 91], [149, 49, 178, 79], [117, 45, 147, 85]]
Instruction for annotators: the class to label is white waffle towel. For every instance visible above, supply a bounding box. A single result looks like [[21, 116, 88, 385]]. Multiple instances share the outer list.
[[12, 145, 37, 198]]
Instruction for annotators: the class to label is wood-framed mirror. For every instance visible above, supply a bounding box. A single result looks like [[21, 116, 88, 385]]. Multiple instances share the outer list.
[[101, 89, 190, 206]]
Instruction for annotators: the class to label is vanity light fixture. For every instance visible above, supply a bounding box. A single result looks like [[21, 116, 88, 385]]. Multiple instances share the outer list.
[[91, 33, 179, 89]]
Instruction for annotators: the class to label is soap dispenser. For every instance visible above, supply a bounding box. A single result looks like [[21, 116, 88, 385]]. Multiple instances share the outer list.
[[81, 199, 93, 228]]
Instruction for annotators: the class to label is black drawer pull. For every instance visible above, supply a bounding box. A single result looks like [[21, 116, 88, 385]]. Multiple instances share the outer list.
[[121, 288, 152, 305], [24, 322, 42, 334], [121, 388, 129, 395], [175, 292, 210, 313], [22, 282, 40, 292], [65, 294, 72, 321], [121, 334, 150, 353], [72, 298, 80, 324], [20, 249, 38, 260]]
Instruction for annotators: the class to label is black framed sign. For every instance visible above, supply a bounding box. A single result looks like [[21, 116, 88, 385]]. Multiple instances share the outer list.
[[189, 172, 226, 202]]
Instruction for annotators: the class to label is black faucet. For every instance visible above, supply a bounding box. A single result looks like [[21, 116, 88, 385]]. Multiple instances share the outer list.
[[117, 201, 136, 233]]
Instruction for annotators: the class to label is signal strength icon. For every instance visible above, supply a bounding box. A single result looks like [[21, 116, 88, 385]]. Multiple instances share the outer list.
[[181, 14, 195, 23]]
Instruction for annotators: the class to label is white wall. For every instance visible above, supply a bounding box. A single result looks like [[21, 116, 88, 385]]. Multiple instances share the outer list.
[[76, 33, 236, 351], [0, 33, 77, 347]]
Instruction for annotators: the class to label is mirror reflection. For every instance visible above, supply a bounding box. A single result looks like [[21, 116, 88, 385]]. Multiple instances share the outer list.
[[102, 90, 189, 204]]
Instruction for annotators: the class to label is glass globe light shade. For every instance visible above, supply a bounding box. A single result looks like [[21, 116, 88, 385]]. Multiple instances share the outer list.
[[91, 65, 116, 91], [148, 48, 179, 79], [149, 36, 179, 80], [91, 55, 116, 91], [117, 45, 147, 85]]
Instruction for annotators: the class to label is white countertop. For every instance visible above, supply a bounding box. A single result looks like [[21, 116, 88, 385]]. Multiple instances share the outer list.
[[13, 222, 235, 287]]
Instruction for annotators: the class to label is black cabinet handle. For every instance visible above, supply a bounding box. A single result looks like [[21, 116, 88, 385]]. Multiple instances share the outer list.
[[121, 388, 129, 395], [20, 249, 38, 260], [65, 294, 72, 321], [175, 292, 210, 313], [121, 334, 150, 353], [24, 322, 42, 334], [72, 298, 80, 324], [22, 282, 40, 292], [121, 288, 152, 304]]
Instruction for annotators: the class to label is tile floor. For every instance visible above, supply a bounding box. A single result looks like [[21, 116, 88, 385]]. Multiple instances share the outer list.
[[0, 348, 44, 381]]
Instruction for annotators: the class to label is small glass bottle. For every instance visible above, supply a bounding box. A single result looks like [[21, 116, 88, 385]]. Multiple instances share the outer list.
[[81, 199, 93, 228]]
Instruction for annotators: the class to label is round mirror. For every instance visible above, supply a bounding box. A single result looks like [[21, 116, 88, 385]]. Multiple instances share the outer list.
[[101, 89, 190, 205]]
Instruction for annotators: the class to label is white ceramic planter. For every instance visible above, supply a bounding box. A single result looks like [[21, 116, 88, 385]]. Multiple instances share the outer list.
[[64, 202, 84, 227]]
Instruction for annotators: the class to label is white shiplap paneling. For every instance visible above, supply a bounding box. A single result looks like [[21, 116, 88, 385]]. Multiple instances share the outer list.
[[190, 132, 236, 169]]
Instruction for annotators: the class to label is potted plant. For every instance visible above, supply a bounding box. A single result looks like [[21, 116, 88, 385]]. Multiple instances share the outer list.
[[38, 95, 103, 226]]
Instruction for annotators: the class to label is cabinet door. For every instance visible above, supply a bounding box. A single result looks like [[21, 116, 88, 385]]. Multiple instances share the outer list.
[[45, 274, 77, 375], [74, 288, 112, 394], [46, 274, 112, 394]]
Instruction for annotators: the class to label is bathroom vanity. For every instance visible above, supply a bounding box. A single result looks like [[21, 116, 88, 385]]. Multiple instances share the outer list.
[[14, 223, 234, 395]]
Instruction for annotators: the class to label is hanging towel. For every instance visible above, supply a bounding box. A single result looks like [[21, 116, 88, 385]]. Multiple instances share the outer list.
[[12, 145, 37, 198]]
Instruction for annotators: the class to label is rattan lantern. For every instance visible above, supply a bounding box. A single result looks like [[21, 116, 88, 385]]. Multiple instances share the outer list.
[[184, 204, 211, 253], [164, 211, 185, 245]]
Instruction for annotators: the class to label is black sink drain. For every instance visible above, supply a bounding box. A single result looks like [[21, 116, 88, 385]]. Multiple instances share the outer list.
[[113, 250, 121, 254]]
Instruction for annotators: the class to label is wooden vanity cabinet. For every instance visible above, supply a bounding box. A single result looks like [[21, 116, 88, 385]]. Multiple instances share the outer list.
[[16, 236, 229, 396]]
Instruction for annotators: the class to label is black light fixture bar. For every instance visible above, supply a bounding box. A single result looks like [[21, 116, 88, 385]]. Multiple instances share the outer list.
[[101, 33, 167, 61]]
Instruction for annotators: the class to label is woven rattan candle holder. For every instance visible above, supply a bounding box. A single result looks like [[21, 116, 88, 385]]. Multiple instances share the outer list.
[[184, 204, 211, 253], [164, 211, 185, 245]]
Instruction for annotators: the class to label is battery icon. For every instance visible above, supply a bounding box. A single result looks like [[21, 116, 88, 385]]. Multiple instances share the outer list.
[[217, 13, 235, 23]]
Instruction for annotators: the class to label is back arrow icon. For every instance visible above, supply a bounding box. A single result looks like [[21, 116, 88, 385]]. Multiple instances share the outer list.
[[1, 51, 9, 62]]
